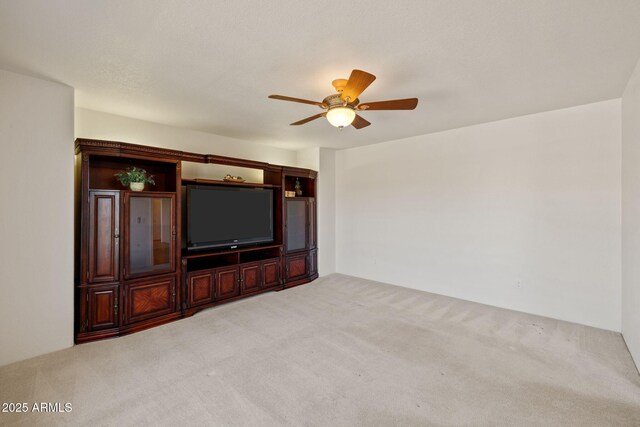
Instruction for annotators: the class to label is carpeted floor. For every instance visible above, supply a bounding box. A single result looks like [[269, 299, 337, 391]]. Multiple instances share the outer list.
[[1, 274, 639, 426]]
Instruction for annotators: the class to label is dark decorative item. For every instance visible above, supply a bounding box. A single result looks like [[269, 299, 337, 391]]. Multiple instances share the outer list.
[[295, 178, 303, 196], [114, 167, 155, 191]]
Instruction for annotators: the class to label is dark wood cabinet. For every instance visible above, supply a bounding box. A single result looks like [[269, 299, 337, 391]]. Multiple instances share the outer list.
[[184, 257, 281, 310], [88, 191, 120, 283], [283, 176, 317, 287], [88, 285, 118, 331], [187, 270, 214, 307], [76, 139, 317, 343], [216, 266, 240, 300], [240, 262, 261, 294], [124, 276, 176, 324]]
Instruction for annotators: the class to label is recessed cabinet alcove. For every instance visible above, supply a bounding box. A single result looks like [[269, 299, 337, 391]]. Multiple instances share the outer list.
[[75, 139, 318, 343]]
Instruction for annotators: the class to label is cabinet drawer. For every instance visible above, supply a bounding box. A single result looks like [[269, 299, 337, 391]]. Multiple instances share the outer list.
[[124, 276, 176, 324], [187, 270, 214, 307]]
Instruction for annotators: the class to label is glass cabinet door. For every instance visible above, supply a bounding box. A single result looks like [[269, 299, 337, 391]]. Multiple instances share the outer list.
[[286, 199, 308, 253], [124, 193, 175, 278]]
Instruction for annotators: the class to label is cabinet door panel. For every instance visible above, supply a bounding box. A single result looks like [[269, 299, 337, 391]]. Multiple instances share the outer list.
[[308, 198, 316, 250], [88, 191, 119, 283], [309, 249, 318, 276], [286, 254, 308, 280], [262, 259, 281, 288], [188, 271, 214, 307], [88, 286, 118, 330], [124, 193, 176, 279], [286, 199, 308, 253], [216, 267, 239, 300], [240, 263, 261, 294], [124, 276, 175, 324]]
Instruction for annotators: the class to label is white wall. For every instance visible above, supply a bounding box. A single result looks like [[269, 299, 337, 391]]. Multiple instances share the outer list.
[[622, 57, 640, 366], [336, 100, 622, 331], [296, 147, 320, 171], [318, 148, 336, 276], [0, 70, 75, 366]]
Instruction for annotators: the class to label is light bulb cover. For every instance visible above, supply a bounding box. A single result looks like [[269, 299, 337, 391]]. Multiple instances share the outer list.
[[326, 107, 356, 128]]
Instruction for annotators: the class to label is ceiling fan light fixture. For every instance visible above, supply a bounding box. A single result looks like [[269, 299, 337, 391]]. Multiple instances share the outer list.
[[326, 107, 356, 128]]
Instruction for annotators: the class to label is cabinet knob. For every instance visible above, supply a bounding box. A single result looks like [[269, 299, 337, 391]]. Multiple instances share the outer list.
[[114, 234, 120, 239]]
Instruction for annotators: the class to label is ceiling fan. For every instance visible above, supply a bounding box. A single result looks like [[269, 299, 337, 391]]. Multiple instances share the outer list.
[[268, 69, 418, 130]]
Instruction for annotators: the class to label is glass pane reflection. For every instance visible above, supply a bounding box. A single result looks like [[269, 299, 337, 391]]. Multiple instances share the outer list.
[[287, 200, 306, 251], [129, 196, 173, 275]]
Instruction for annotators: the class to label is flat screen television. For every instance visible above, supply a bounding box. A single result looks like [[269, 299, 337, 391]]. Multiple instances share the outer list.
[[186, 185, 274, 251]]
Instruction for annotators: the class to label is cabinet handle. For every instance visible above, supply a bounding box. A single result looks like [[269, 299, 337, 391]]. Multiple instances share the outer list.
[[114, 301, 118, 316], [114, 233, 120, 239]]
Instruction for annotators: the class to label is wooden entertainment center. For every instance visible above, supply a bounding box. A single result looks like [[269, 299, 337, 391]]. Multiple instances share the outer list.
[[75, 138, 318, 343]]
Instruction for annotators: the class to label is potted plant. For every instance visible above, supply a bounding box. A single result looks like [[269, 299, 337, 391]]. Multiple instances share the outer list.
[[114, 167, 155, 191]]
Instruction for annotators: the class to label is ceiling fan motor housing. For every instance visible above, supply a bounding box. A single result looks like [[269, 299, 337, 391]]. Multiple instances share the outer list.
[[322, 93, 359, 110]]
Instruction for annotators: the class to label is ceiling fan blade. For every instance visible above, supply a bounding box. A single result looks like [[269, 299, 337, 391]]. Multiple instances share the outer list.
[[269, 95, 325, 107], [358, 98, 418, 111], [341, 70, 376, 103], [290, 112, 326, 126], [351, 114, 371, 129]]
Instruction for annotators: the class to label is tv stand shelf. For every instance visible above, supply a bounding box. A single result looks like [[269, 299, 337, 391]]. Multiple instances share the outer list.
[[75, 138, 317, 343], [181, 178, 281, 188], [183, 243, 283, 260]]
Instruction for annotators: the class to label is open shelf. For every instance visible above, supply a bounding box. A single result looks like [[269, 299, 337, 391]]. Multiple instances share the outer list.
[[89, 155, 178, 192], [182, 243, 282, 259], [183, 244, 282, 272], [181, 178, 280, 188], [284, 175, 315, 198]]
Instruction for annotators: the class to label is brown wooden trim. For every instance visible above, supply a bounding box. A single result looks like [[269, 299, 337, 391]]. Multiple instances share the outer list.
[[75, 139, 312, 174], [283, 273, 319, 289], [282, 166, 318, 179]]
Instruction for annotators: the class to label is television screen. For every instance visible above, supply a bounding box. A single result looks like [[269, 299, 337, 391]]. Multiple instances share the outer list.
[[187, 185, 273, 250]]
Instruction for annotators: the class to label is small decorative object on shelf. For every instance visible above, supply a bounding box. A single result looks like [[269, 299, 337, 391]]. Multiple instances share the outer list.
[[285, 190, 296, 198], [114, 167, 155, 191], [294, 178, 303, 196], [223, 174, 245, 183]]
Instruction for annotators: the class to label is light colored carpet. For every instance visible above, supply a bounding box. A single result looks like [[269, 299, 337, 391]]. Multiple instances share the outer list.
[[1, 274, 639, 426]]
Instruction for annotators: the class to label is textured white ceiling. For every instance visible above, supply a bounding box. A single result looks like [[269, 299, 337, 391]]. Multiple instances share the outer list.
[[1, 1, 640, 149]]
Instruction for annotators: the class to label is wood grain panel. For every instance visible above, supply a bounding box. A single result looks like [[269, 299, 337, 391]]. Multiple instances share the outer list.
[[216, 267, 239, 300], [88, 286, 118, 330], [88, 191, 119, 283], [188, 271, 214, 306], [124, 276, 175, 324], [240, 263, 261, 294], [262, 259, 280, 288]]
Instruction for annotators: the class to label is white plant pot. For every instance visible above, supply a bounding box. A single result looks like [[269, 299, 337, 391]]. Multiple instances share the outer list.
[[129, 182, 145, 191]]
